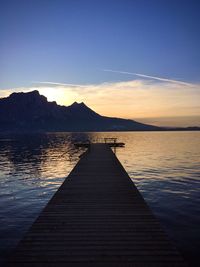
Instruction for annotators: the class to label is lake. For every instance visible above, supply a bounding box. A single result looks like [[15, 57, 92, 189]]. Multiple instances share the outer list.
[[0, 131, 199, 266]]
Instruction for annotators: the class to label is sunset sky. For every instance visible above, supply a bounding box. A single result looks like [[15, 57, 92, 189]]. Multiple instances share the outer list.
[[0, 0, 200, 126]]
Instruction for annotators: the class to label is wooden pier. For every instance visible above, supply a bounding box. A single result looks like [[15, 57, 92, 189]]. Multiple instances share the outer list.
[[10, 144, 186, 266], [74, 138, 125, 148]]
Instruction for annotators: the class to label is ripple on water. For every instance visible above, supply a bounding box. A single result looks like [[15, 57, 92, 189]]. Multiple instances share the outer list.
[[0, 132, 199, 266]]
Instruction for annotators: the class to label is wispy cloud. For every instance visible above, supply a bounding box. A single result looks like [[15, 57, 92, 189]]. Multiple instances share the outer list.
[[32, 81, 88, 88], [1, 78, 200, 126], [103, 69, 194, 87]]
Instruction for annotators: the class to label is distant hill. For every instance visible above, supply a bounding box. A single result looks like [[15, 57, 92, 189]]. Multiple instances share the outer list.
[[0, 90, 164, 132]]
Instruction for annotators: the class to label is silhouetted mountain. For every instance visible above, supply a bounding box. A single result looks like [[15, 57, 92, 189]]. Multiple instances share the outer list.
[[0, 90, 162, 132]]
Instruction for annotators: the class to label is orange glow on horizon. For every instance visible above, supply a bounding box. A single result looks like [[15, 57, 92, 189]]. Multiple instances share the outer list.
[[0, 78, 199, 127]]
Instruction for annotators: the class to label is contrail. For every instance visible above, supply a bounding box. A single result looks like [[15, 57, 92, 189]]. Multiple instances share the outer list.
[[32, 81, 88, 88], [103, 69, 193, 86]]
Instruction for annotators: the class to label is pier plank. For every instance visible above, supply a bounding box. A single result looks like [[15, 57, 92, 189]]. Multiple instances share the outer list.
[[9, 144, 186, 266]]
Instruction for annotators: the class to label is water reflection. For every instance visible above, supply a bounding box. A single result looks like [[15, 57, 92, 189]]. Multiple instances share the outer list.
[[0, 132, 199, 266], [0, 132, 89, 265], [1, 133, 86, 181]]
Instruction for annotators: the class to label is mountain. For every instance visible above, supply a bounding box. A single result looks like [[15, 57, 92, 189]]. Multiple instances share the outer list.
[[0, 90, 161, 132]]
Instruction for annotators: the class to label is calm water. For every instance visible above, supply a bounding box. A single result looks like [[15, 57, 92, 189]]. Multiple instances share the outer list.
[[0, 132, 199, 266]]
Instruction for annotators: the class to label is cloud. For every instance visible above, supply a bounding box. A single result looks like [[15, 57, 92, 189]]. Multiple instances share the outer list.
[[0, 78, 200, 126], [32, 81, 88, 88], [103, 69, 194, 87]]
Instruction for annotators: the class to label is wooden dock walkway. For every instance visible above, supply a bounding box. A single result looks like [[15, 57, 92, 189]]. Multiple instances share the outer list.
[[10, 144, 186, 266]]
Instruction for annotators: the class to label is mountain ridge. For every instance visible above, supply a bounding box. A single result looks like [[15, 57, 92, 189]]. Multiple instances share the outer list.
[[0, 90, 165, 132]]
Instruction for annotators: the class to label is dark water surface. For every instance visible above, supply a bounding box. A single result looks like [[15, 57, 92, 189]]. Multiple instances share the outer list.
[[0, 132, 199, 266]]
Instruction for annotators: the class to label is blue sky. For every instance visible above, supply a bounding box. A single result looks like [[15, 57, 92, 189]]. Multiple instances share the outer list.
[[0, 0, 200, 126], [1, 0, 200, 87]]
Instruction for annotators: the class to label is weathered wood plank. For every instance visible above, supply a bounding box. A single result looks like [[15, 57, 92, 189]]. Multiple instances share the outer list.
[[9, 144, 186, 266]]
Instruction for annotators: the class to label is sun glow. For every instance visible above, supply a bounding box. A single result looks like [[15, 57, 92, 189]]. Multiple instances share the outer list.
[[37, 87, 75, 106], [1, 78, 200, 127]]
